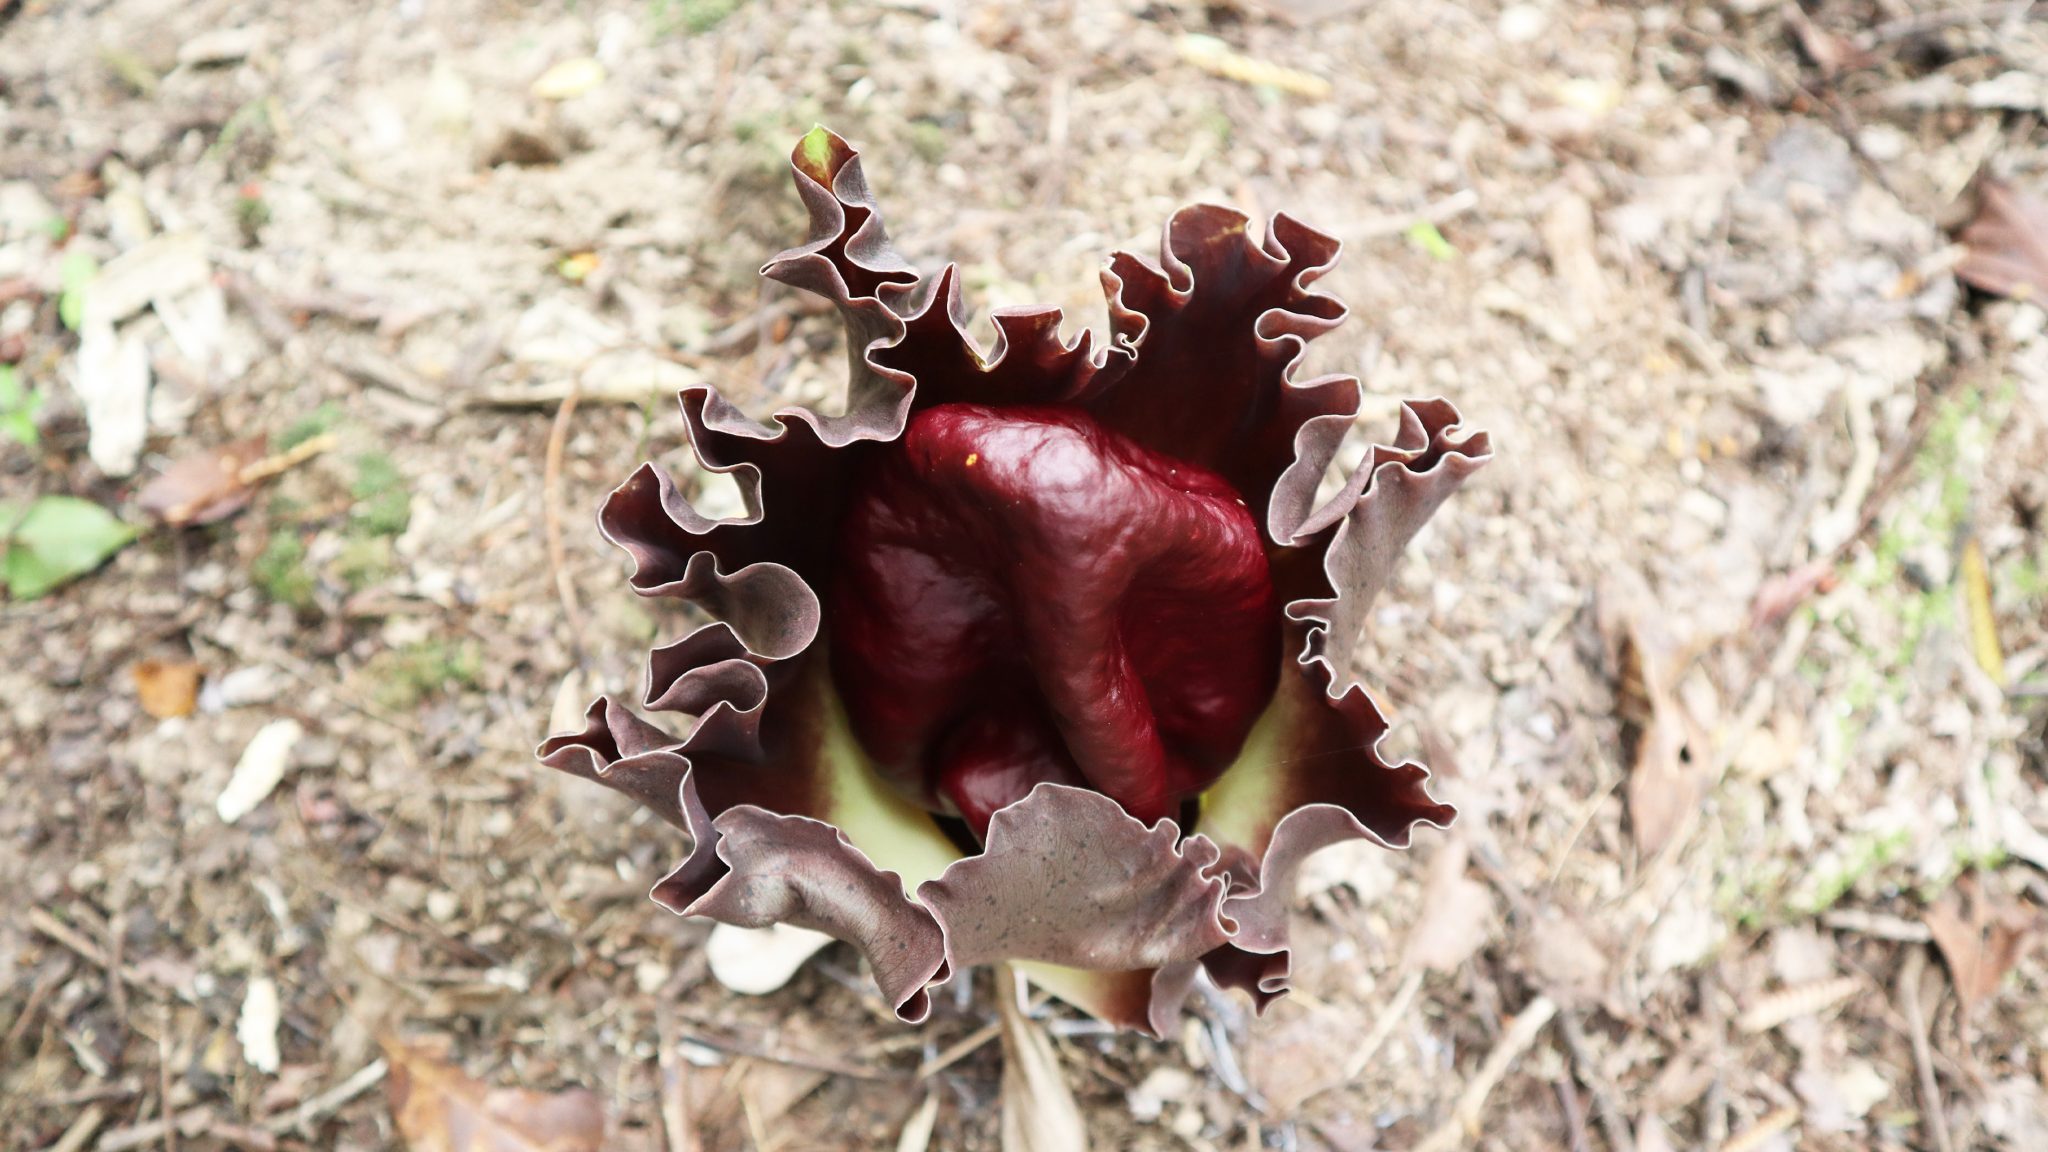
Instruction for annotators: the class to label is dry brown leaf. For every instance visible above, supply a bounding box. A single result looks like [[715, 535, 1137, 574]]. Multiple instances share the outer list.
[[1955, 178, 2048, 301], [383, 1037, 605, 1152], [1402, 837, 1494, 973], [1780, 5, 1870, 78], [1597, 573, 1700, 858], [136, 438, 268, 527], [1924, 877, 2037, 1014], [1523, 910, 1611, 1004], [131, 659, 202, 719]]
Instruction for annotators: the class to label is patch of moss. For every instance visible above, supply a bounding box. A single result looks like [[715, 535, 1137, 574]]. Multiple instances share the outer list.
[[364, 639, 481, 711], [253, 530, 315, 611], [278, 404, 344, 452], [908, 120, 948, 165], [333, 535, 394, 591], [649, 0, 742, 36], [350, 453, 411, 537]]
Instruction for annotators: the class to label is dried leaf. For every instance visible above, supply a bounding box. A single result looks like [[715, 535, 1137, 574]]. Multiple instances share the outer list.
[[1402, 837, 1494, 973], [136, 438, 267, 526], [132, 659, 202, 718], [1959, 537, 2006, 683], [384, 1037, 605, 1152], [1781, 5, 1868, 78], [1598, 573, 1700, 858], [1956, 178, 2048, 301], [997, 969, 1088, 1152], [1924, 877, 2037, 1014]]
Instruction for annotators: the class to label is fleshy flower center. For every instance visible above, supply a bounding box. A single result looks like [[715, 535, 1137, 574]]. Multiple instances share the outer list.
[[829, 402, 1279, 835]]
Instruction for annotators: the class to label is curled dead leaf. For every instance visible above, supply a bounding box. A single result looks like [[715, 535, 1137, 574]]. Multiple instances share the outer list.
[[1402, 837, 1494, 973], [1955, 177, 2048, 302], [136, 438, 267, 526], [384, 1037, 605, 1152], [1924, 875, 2037, 1014], [132, 659, 202, 718], [1597, 572, 1701, 858]]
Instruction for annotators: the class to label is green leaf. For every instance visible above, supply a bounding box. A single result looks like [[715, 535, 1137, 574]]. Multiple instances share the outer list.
[[58, 250, 99, 331], [0, 366, 40, 448], [1404, 219, 1458, 262], [1, 496, 136, 599]]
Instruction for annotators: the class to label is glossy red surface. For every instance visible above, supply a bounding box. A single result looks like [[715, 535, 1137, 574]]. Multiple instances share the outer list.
[[829, 403, 1279, 834]]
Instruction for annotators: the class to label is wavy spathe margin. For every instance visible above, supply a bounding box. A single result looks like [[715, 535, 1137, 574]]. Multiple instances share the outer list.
[[537, 126, 1490, 1031]]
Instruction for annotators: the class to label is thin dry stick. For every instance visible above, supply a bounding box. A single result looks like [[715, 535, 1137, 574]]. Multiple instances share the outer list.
[[916, 1020, 1003, 1080], [156, 1009, 176, 1152], [656, 1004, 699, 1152], [1899, 947, 1956, 1152], [1411, 995, 1559, 1152], [43, 1105, 105, 1152], [1556, 1009, 1634, 1152], [260, 1058, 388, 1136], [1340, 969, 1423, 1082], [543, 377, 587, 661], [29, 908, 148, 995]]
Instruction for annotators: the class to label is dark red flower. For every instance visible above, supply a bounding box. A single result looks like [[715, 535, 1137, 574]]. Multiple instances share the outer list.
[[541, 127, 1490, 1034]]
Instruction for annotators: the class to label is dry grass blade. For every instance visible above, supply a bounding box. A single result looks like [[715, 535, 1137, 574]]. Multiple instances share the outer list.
[[996, 966, 1088, 1152], [894, 1091, 940, 1152], [383, 1038, 605, 1152], [1736, 976, 1861, 1034], [1720, 1106, 1799, 1152], [1959, 537, 2006, 684], [1412, 995, 1559, 1152]]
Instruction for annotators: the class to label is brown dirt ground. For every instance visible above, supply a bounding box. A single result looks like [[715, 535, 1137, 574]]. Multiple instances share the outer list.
[[5, 0, 2048, 1149]]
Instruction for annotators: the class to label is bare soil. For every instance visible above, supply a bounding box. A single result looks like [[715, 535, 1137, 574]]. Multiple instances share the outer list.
[[4, 1, 2048, 1150]]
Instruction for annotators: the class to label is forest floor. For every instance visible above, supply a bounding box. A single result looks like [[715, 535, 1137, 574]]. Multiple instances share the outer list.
[[4, 0, 2048, 1149]]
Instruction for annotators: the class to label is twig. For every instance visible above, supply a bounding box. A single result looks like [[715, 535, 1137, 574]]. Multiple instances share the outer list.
[[1554, 1077, 1590, 1152], [156, 1009, 176, 1152], [29, 908, 148, 995], [40, 1105, 104, 1152], [1899, 947, 1955, 1152], [1412, 995, 1559, 1152], [1339, 969, 1423, 1082], [1557, 1009, 1634, 1152], [236, 433, 334, 487], [1822, 908, 1933, 942], [1866, 1, 2041, 44], [1720, 1107, 1799, 1152], [543, 377, 587, 664], [673, 1025, 901, 1081], [261, 1058, 388, 1136], [915, 1020, 1002, 1080], [94, 1107, 207, 1152], [656, 1004, 699, 1152]]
